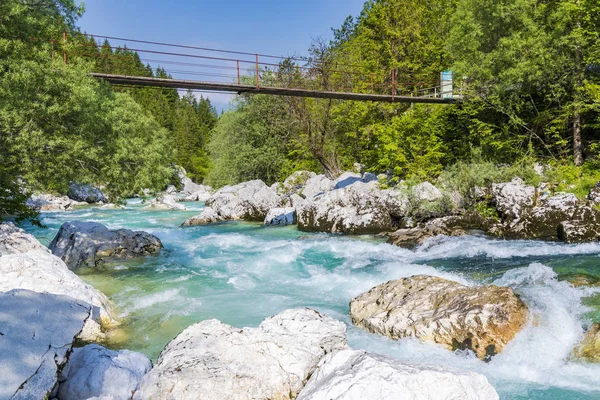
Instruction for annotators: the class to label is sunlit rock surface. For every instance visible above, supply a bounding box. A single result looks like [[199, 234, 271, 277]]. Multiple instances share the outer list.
[[58, 344, 152, 400], [49, 221, 163, 270], [134, 308, 347, 400], [491, 177, 536, 219], [350, 275, 528, 361], [0, 290, 91, 400], [0, 222, 47, 255], [146, 193, 187, 210], [26, 193, 86, 211], [297, 349, 499, 400]]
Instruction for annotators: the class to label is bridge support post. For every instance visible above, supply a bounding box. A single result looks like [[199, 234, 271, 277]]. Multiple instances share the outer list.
[[237, 60, 241, 84], [255, 54, 259, 88]]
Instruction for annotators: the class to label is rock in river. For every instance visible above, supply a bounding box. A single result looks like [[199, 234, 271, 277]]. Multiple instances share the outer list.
[[146, 193, 187, 210], [49, 221, 163, 270], [134, 308, 347, 400], [0, 290, 95, 400], [182, 180, 280, 225], [0, 222, 47, 255], [58, 344, 152, 400], [573, 323, 600, 362], [350, 275, 528, 361], [297, 349, 499, 400], [67, 182, 108, 203]]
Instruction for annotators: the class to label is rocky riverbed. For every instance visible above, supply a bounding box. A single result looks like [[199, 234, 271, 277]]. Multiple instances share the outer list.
[[4, 171, 600, 399]]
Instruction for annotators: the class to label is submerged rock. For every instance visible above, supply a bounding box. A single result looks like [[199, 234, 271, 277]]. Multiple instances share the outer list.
[[573, 323, 600, 362], [297, 349, 499, 400], [58, 344, 152, 400], [183, 180, 280, 225], [146, 193, 187, 210], [0, 290, 92, 400], [134, 308, 347, 400], [264, 207, 296, 225], [67, 182, 108, 203], [26, 193, 86, 211], [49, 221, 163, 270], [350, 275, 528, 361]]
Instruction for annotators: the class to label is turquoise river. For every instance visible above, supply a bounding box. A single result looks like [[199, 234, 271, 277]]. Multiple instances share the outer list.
[[21, 199, 600, 399]]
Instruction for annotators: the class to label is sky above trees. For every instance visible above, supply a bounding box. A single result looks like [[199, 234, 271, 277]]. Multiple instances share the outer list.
[[77, 0, 366, 110]]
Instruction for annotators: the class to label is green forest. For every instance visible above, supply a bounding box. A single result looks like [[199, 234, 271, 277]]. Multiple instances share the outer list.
[[2, 0, 600, 223]]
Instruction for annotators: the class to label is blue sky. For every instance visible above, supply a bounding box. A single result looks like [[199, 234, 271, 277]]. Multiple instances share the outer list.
[[77, 0, 366, 109]]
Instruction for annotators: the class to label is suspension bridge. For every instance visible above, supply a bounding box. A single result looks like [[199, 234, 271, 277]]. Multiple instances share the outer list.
[[53, 33, 460, 104]]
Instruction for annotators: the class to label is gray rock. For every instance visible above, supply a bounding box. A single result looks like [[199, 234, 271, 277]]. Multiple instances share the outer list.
[[277, 171, 317, 195], [134, 308, 347, 400], [49, 221, 163, 270], [0, 222, 47, 255], [146, 193, 187, 210], [297, 349, 499, 400], [0, 290, 91, 400], [68, 183, 108, 203], [183, 180, 280, 225], [165, 184, 177, 194], [350, 275, 528, 361], [264, 207, 296, 226], [491, 178, 535, 219], [58, 344, 152, 400]]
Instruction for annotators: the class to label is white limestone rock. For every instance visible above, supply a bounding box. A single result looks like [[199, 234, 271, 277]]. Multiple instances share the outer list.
[[297, 181, 405, 234], [183, 180, 280, 225], [58, 344, 152, 400], [0, 290, 92, 400], [297, 349, 499, 400], [0, 222, 48, 255], [333, 172, 363, 190], [491, 177, 535, 219], [146, 193, 187, 210], [0, 249, 117, 335], [134, 308, 347, 400], [301, 174, 335, 200], [350, 275, 528, 361], [68, 183, 108, 203], [264, 207, 297, 226], [277, 170, 317, 194], [411, 181, 444, 202], [49, 221, 163, 270], [26, 193, 86, 211]]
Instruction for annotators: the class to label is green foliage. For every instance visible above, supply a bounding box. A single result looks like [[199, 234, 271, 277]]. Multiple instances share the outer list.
[[543, 161, 600, 198]]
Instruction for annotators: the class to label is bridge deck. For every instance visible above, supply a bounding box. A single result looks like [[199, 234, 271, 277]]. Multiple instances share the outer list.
[[91, 73, 457, 104]]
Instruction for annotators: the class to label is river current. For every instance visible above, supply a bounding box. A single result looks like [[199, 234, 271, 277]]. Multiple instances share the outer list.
[[22, 199, 600, 399]]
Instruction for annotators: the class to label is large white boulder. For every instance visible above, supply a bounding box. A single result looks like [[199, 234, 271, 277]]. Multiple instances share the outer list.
[[146, 193, 187, 210], [297, 181, 407, 234], [412, 181, 444, 202], [0, 222, 47, 255], [134, 308, 347, 400], [491, 177, 535, 219], [49, 221, 163, 270], [180, 206, 223, 226], [297, 349, 499, 400], [183, 180, 280, 225], [0, 290, 92, 400], [350, 275, 528, 361], [0, 249, 117, 337], [275, 170, 317, 195], [58, 344, 152, 400]]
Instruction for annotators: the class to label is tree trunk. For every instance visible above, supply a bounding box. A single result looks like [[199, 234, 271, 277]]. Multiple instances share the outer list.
[[573, 108, 583, 166]]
